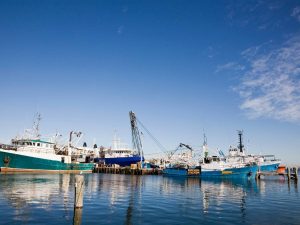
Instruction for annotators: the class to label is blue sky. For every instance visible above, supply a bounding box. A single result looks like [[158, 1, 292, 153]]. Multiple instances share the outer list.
[[0, 0, 300, 165]]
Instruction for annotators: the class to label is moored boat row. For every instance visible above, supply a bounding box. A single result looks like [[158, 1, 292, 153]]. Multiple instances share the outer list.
[[163, 131, 280, 179], [0, 112, 144, 173], [1, 113, 281, 178]]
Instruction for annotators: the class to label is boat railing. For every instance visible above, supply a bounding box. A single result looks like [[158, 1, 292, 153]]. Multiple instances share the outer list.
[[0, 144, 17, 151]]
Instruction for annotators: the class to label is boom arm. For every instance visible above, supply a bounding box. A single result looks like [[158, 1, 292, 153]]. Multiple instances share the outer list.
[[129, 111, 143, 156], [168, 143, 194, 159]]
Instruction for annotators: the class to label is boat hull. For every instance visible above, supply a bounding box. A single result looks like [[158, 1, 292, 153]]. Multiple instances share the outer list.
[[259, 162, 280, 172], [200, 165, 258, 179], [0, 150, 94, 173], [94, 156, 143, 167], [163, 168, 200, 177]]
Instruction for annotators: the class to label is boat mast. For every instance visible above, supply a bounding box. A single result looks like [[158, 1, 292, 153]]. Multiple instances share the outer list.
[[33, 113, 42, 138], [129, 111, 143, 157], [202, 133, 208, 164], [238, 130, 244, 153], [68, 131, 82, 155]]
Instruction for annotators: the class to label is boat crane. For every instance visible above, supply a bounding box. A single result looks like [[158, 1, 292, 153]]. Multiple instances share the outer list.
[[129, 111, 143, 160], [168, 143, 194, 160]]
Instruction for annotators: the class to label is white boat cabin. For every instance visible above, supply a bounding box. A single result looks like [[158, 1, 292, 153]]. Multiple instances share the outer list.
[[12, 139, 56, 154]]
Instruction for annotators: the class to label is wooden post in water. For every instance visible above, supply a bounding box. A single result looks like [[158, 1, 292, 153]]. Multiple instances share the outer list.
[[287, 167, 291, 181], [74, 175, 84, 208], [294, 167, 298, 182], [255, 172, 260, 180], [73, 208, 83, 225]]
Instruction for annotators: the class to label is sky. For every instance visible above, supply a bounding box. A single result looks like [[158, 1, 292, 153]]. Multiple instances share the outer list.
[[0, 0, 300, 165]]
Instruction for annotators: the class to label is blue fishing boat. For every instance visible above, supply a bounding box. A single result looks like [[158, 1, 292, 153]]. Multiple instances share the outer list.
[[94, 155, 143, 167], [93, 131, 144, 166], [256, 155, 280, 171], [199, 134, 258, 179], [162, 142, 199, 177], [163, 166, 200, 177], [94, 111, 144, 167], [226, 131, 281, 172], [200, 162, 258, 178]]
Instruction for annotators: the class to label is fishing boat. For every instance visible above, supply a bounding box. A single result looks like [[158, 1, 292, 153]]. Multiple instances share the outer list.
[[163, 165, 200, 177], [226, 131, 281, 172], [94, 111, 144, 167], [200, 157, 258, 178], [162, 143, 200, 176], [94, 133, 143, 166], [200, 135, 258, 178], [0, 114, 94, 173]]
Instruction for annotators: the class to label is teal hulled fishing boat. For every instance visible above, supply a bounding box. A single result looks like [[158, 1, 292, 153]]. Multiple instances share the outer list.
[[0, 139, 94, 173], [0, 114, 94, 173]]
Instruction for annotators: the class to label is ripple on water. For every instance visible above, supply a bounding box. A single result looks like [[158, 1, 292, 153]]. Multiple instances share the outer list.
[[0, 174, 299, 225]]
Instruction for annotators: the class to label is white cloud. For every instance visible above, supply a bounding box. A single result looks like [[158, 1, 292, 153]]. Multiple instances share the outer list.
[[291, 6, 300, 22], [225, 1, 285, 30], [236, 36, 300, 123], [216, 62, 245, 73]]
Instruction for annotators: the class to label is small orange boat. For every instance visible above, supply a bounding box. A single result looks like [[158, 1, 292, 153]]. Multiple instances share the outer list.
[[277, 165, 286, 174]]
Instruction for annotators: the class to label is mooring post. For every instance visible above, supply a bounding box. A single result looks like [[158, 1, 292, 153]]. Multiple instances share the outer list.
[[294, 167, 298, 182], [74, 175, 84, 208], [255, 172, 260, 180], [73, 208, 83, 225], [287, 167, 291, 181]]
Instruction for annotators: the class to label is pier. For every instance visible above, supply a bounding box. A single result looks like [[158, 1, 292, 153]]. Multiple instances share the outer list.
[[93, 165, 162, 175], [256, 167, 298, 182]]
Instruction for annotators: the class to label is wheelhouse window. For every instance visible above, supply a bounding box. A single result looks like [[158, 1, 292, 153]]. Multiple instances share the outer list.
[[212, 156, 220, 162]]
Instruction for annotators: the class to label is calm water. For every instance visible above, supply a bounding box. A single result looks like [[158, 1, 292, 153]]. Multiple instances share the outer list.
[[0, 173, 299, 225]]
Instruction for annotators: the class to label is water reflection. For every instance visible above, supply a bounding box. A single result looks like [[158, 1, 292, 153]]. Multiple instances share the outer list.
[[0, 174, 72, 224], [73, 208, 82, 225], [1, 174, 71, 207], [0, 174, 298, 225], [199, 178, 258, 223]]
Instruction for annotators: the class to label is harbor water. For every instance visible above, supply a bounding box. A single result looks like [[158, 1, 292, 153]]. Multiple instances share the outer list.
[[0, 173, 299, 225]]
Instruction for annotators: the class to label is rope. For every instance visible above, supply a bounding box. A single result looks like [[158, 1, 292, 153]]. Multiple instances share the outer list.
[[136, 117, 169, 154]]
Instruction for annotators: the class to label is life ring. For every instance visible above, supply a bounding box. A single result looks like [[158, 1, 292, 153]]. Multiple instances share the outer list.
[[3, 156, 10, 164]]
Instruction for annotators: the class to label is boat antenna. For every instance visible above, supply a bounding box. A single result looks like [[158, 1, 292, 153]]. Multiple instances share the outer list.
[[33, 113, 42, 138]]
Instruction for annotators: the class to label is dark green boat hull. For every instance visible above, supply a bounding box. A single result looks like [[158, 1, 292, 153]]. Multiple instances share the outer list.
[[0, 151, 94, 173]]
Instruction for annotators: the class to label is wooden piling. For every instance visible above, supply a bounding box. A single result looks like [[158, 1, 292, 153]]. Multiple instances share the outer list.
[[74, 175, 84, 208], [73, 208, 83, 225], [287, 167, 291, 181], [255, 172, 260, 180], [294, 167, 298, 181]]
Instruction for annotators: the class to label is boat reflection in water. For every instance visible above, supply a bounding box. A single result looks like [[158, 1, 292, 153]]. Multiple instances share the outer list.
[[0, 174, 73, 223], [0, 174, 299, 225], [199, 177, 258, 222]]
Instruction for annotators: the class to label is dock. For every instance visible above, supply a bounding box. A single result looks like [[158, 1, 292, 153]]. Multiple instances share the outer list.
[[93, 165, 163, 175], [256, 167, 298, 182]]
